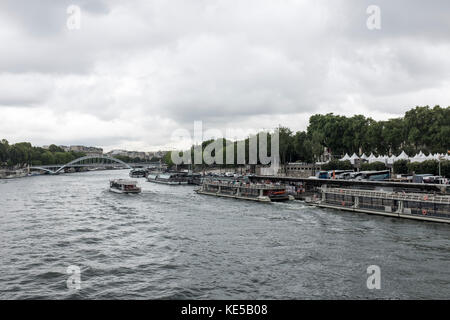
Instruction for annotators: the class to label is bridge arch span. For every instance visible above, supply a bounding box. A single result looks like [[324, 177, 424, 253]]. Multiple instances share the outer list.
[[29, 167, 59, 174], [55, 154, 132, 173]]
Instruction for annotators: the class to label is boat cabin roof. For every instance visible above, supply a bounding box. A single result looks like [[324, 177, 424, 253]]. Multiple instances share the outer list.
[[203, 181, 285, 190], [111, 179, 138, 185]]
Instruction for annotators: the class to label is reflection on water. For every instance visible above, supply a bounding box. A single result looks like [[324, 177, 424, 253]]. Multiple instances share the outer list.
[[0, 170, 449, 299]]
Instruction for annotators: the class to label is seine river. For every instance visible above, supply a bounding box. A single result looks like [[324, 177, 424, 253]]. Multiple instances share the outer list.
[[0, 170, 449, 299]]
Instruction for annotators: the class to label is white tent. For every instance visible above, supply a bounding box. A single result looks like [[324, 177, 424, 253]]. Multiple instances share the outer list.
[[340, 153, 350, 161], [360, 153, 368, 160], [376, 155, 387, 163], [349, 153, 359, 165], [368, 153, 378, 163], [396, 151, 409, 161], [387, 155, 396, 165], [411, 153, 426, 163], [410, 151, 424, 163], [432, 153, 442, 160]]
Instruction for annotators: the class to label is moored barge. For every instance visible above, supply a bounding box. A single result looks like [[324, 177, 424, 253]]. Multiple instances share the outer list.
[[147, 172, 189, 185], [196, 180, 292, 202], [129, 168, 147, 178], [308, 186, 450, 223]]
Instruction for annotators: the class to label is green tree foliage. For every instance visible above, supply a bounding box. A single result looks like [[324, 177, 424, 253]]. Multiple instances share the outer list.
[[0, 141, 86, 167], [113, 155, 146, 163], [361, 162, 387, 171], [403, 106, 450, 153], [0, 139, 10, 163], [162, 106, 449, 169], [305, 106, 449, 158], [321, 160, 353, 171], [293, 131, 313, 163], [407, 160, 440, 176], [393, 160, 409, 174], [381, 118, 405, 154], [162, 151, 174, 167], [278, 127, 295, 164], [441, 160, 450, 178], [48, 144, 65, 153], [391, 159, 450, 178]]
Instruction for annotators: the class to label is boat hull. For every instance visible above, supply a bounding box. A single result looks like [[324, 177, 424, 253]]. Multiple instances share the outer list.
[[130, 174, 146, 178], [307, 186, 450, 224], [109, 187, 141, 194], [195, 189, 289, 202], [148, 179, 188, 185], [314, 202, 450, 224]]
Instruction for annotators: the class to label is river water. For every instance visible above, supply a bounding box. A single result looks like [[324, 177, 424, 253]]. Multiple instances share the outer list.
[[0, 170, 449, 299]]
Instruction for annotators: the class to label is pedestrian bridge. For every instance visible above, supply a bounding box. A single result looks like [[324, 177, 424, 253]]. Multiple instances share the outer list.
[[30, 154, 159, 174]]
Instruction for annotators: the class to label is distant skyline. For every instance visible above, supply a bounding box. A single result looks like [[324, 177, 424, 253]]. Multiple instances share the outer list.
[[1, 0, 450, 152]]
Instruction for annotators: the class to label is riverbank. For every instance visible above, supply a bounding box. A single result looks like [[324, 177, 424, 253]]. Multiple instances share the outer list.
[[0, 166, 124, 179], [0, 168, 28, 179]]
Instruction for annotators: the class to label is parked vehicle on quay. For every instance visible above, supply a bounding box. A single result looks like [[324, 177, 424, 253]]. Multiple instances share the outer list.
[[412, 174, 434, 183], [331, 170, 354, 179], [312, 170, 390, 181], [354, 170, 390, 181], [422, 176, 449, 184], [314, 171, 330, 179]]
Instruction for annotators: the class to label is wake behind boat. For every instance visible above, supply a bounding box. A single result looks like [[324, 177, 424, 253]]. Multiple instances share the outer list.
[[109, 179, 142, 194]]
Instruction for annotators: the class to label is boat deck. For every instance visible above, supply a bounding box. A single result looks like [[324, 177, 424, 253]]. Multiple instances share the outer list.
[[309, 187, 450, 223], [322, 187, 450, 204], [202, 181, 286, 190], [195, 189, 272, 202], [198, 180, 290, 202]]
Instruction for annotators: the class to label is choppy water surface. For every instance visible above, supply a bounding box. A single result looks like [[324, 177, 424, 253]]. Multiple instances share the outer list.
[[0, 170, 449, 299]]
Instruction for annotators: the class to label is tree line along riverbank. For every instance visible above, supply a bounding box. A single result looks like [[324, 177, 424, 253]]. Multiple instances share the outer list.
[[2, 105, 449, 175], [163, 106, 449, 169]]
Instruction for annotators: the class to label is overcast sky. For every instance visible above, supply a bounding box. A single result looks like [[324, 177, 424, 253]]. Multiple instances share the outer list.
[[0, 0, 449, 151]]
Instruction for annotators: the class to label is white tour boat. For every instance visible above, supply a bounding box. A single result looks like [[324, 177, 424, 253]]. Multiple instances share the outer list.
[[109, 179, 142, 194]]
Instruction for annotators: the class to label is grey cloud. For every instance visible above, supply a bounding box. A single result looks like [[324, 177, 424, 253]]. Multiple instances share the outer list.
[[0, 0, 449, 149], [0, 0, 110, 36]]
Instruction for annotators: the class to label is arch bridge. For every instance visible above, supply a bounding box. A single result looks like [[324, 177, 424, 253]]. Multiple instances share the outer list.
[[30, 154, 133, 174]]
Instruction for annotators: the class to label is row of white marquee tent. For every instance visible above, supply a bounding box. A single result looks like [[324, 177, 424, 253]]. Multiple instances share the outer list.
[[339, 151, 450, 165]]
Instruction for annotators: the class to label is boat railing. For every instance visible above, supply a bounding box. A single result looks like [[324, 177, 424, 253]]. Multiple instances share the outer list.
[[203, 180, 285, 190], [320, 187, 450, 204]]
